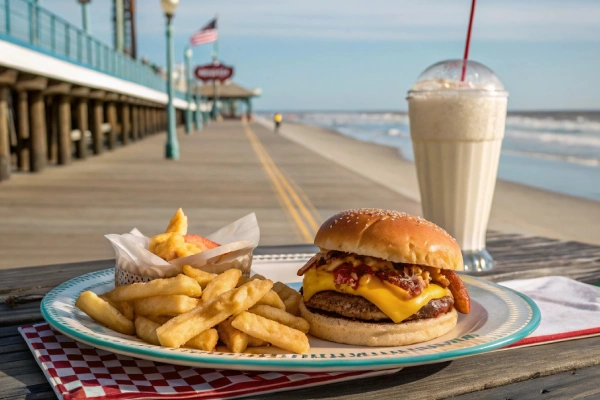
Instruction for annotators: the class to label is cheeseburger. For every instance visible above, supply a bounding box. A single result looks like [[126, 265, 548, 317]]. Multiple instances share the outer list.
[[297, 209, 470, 347]]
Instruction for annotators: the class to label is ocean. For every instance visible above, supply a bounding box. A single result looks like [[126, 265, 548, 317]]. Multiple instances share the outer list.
[[273, 111, 600, 202]]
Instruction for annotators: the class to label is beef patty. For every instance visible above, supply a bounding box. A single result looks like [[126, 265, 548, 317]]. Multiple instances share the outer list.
[[305, 290, 454, 322]]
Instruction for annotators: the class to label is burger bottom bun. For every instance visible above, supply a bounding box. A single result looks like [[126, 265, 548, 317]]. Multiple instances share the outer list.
[[299, 300, 458, 347]]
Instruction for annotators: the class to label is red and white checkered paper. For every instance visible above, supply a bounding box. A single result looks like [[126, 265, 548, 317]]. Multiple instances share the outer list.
[[20, 323, 398, 400]]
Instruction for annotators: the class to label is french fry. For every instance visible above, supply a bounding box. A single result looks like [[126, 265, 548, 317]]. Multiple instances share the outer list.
[[184, 329, 219, 351], [165, 208, 188, 235], [236, 274, 267, 288], [156, 279, 273, 348], [231, 312, 309, 354], [121, 302, 135, 320], [284, 292, 302, 316], [153, 233, 186, 261], [255, 290, 285, 310], [244, 346, 288, 355], [236, 276, 249, 287], [176, 243, 203, 258], [145, 315, 172, 325], [99, 294, 124, 313], [133, 295, 200, 317], [76, 291, 135, 335], [272, 282, 297, 301], [247, 335, 267, 347], [249, 305, 310, 333], [183, 265, 217, 289], [217, 317, 248, 353], [134, 316, 161, 345], [105, 274, 202, 302], [202, 269, 242, 302], [273, 281, 303, 316], [215, 345, 229, 353], [148, 233, 171, 254]]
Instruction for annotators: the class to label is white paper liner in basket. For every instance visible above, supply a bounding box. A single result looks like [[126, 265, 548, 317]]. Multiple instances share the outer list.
[[105, 213, 260, 286]]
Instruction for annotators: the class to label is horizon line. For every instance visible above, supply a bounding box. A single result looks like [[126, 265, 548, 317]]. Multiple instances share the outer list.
[[255, 109, 600, 114]]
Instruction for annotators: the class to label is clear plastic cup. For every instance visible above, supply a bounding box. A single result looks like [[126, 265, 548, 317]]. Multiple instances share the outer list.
[[407, 60, 508, 273]]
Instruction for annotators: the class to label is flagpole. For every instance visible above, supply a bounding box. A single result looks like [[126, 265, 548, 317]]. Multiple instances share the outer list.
[[211, 14, 219, 121]]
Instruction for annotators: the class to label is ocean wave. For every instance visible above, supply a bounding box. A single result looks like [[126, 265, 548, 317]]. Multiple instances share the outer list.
[[294, 112, 410, 126], [502, 150, 600, 168], [505, 129, 600, 148], [506, 115, 600, 133], [293, 113, 600, 135], [285, 111, 600, 168], [387, 128, 409, 137]]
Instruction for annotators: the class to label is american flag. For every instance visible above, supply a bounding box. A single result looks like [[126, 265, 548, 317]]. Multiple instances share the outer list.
[[190, 18, 218, 46]]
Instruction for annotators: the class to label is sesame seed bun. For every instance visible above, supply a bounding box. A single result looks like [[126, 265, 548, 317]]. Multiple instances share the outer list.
[[314, 209, 463, 271], [299, 300, 458, 347]]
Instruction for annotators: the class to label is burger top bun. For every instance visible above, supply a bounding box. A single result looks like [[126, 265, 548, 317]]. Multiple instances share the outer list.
[[314, 209, 463, 271]]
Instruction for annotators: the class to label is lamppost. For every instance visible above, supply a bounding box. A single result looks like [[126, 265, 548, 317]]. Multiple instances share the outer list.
[[161, 0, 179, 160], [184, 46, 193, 134], [211, 37, 219, 120], [194, 85, 203, 132], [77, 0, 91, 33], [77, 0, 91, 62]]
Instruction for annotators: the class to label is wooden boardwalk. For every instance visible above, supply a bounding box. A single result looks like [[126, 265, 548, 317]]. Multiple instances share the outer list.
[[0, 120, 419, 269]]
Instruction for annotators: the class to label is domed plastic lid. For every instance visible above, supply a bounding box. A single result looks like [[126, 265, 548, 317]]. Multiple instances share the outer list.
[[409, 59, 506, 94]]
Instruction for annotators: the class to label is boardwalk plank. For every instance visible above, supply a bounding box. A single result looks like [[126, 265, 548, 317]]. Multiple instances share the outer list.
[[2, 122, 600, 399], [0, 121, 418, 269]]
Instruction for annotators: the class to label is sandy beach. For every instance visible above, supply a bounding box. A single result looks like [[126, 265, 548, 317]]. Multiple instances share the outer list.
[[260, 118, 600, 246]]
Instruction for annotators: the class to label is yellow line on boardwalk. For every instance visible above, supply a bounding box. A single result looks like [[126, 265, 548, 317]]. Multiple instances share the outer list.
[[287, 173, 323, 228], [268, 159, 321, 234], [246, 125, 312, 242], [243, 121, 314, 243], [244, 122, 321, 235]]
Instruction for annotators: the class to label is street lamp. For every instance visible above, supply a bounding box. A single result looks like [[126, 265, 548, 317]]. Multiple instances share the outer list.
[[161, 0, 179, 160], [77, 0, 92, 62], [184, 46, 193, 135], [77, 0, 91, 33]]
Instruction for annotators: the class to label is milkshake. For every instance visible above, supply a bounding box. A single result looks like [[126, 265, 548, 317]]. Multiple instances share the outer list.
[[407, 60, 508, 272]]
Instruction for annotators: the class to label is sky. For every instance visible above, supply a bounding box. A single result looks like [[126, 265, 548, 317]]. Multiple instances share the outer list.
[[43, 0, 600, 111]]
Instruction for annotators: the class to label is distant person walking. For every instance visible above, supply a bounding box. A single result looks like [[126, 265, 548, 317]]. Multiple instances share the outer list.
[[273, 113, 282, 133]]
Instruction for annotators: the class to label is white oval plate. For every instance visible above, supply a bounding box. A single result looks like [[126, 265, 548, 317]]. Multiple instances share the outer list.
[[41, 255, 540, 372]]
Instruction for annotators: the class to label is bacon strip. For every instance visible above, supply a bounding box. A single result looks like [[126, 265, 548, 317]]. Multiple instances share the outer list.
[[441, 270, 470, 314], [297, 254, 321, 276]]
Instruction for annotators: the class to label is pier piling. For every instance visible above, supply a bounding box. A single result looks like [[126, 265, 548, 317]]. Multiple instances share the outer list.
[[57, 95, 71, 165]]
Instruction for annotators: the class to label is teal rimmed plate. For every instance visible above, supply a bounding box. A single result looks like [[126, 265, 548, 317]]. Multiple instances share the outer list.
[[41, 254, 540, 372]]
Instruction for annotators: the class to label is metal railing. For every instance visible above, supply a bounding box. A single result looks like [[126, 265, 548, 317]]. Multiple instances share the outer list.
[[0, 0, 185, 99]]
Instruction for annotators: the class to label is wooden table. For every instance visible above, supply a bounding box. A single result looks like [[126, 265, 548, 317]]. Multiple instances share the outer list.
[[2, 231, 600, 399]]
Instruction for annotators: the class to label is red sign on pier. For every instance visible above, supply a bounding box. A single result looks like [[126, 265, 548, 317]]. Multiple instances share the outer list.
[[194, 62, 234, 82]]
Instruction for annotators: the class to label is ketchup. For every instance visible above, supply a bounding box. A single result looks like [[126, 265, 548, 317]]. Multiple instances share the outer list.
[[333, 263, 373, 289], [333, 263, 424, 297]]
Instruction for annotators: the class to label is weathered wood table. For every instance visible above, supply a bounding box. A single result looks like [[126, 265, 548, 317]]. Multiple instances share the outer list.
[[2, 231, 600, 399]]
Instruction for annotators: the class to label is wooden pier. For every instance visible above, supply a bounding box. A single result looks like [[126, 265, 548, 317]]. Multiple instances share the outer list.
[[0, 69, 191, 180], [0, 120, 418, 270]]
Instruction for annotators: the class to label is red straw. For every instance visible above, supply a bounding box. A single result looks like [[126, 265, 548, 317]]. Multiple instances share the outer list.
[[461, 0, 477, 81]]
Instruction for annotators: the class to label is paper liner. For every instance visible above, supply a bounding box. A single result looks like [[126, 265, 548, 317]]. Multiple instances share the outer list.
[[105, 213, 260, 286]]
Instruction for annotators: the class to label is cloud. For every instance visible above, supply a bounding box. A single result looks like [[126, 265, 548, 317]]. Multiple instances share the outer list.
[[166, 0, 600, 42], [41, 0, 600, 44]]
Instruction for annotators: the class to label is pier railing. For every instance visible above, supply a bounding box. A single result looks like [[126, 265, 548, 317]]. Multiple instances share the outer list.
[[0, 0, 185, 98]]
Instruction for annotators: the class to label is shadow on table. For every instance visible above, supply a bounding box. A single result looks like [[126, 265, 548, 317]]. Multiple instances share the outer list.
[[0, 330, 57, 399], [253, 361, 452, 399]]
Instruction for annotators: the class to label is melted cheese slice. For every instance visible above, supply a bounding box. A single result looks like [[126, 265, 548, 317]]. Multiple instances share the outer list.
[[303, 269, 447, 323]]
